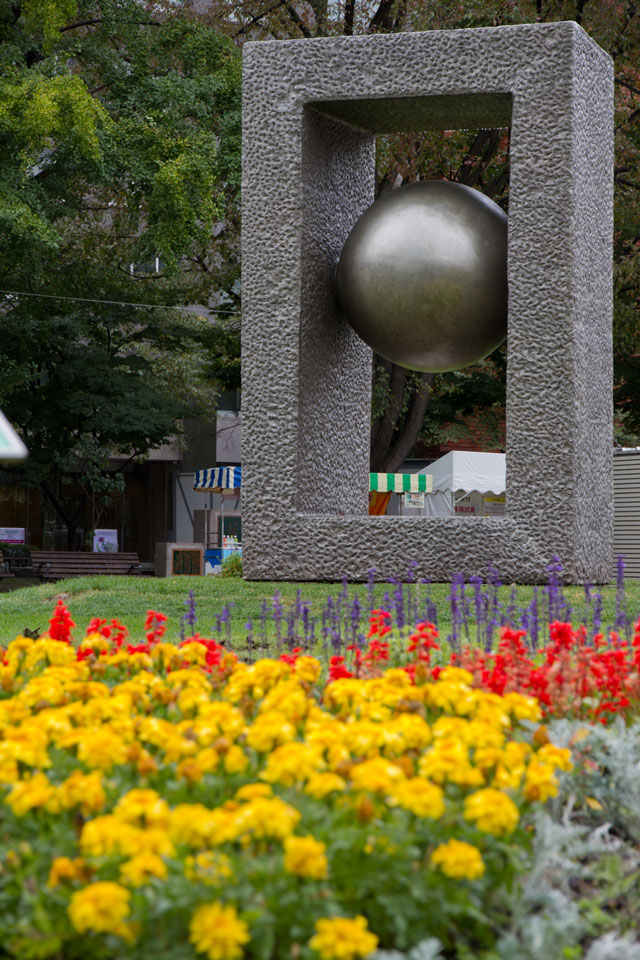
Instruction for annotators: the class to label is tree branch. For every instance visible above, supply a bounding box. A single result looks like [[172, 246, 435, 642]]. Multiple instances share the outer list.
[[234, 0, 289, 37], [60, 18, 161, 32]]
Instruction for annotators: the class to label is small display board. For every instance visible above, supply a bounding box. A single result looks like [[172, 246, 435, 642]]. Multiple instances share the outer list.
[[93, 529, 118, 552], [0, 527, 25, 544], [0, 409, 27, 462], [172, 548, 202, 576], [404, 492, 425, 508]]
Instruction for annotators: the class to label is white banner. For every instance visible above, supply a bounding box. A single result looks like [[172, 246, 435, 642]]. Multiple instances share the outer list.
[[404, 492, 425, 508]]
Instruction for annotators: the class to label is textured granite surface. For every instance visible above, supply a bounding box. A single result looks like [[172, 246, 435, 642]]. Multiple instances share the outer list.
[[241, 21, 614, 584]]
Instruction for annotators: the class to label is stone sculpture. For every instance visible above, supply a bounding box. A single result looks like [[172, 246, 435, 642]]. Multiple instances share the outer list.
[[241, 22, 614, 583]]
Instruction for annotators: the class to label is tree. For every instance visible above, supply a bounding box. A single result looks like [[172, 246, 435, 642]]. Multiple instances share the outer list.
[[206, 0, 640, 465], [0, 0, 242, 545]]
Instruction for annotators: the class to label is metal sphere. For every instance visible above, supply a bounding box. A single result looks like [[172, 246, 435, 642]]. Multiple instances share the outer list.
[[335, 181, 508, 373]]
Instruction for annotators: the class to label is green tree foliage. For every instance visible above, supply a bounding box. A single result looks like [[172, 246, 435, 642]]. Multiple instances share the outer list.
[[0, 0, 242, 545]]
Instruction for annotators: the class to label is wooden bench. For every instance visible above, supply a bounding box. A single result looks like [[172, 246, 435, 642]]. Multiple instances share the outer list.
[[31, 551, 141, 581], [0, 551, 15, 579]]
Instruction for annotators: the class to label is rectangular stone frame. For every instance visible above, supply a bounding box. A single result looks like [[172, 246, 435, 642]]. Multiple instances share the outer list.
[[241, 22, 613, 583]]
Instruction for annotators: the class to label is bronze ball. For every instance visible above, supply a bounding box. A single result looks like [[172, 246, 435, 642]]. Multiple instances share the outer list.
[[335, 180, 508, 373]]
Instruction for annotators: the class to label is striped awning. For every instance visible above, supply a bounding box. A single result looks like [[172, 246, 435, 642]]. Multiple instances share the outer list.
[[369, 472, 433, 494], [194, 466, 242, 491]]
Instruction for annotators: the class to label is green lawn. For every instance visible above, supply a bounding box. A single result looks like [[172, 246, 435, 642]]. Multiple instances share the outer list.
[[0, 573, 638, 652]]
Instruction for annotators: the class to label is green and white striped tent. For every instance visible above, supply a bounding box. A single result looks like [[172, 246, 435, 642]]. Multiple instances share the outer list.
[[369, 473, 433, 494]]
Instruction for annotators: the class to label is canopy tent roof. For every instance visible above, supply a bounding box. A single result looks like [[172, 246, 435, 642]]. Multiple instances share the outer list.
[[194, 466, 241, 492], [418, 451, 505, 495], [370, 472, 433, 494]]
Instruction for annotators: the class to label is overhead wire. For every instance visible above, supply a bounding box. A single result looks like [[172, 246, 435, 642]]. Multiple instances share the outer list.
[[0, 289, 239, 313]]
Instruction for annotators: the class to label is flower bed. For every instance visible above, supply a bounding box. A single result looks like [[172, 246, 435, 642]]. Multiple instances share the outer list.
[[1, 602, 639, 959]]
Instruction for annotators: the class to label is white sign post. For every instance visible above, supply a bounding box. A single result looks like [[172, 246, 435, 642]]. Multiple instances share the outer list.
[[0, 409, 27, 461]]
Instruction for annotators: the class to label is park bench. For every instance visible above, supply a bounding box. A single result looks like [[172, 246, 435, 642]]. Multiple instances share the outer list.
[[31, 551, 141, 582], [0, 551, 15, 579]]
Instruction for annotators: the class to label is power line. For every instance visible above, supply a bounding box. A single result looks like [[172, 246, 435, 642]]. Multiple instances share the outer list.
[[0, 289, 239, 313]]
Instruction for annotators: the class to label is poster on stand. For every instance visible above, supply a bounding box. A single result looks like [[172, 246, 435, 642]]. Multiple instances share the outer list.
[[93, 530, 118, 552]]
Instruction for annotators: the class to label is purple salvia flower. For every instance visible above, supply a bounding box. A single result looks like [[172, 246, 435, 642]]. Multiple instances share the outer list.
[[350, 595, 362, 644], [245, 618, 254, 663], [366, 567, 376, 614], [259, 599, 269, 645], [272, 591, 284, 651], [615, 555, 629, 640], [592, 590, 602, 636], [393, 578, 405, 632], [529, 587, 539, 651], [505, 584, 518, 627]]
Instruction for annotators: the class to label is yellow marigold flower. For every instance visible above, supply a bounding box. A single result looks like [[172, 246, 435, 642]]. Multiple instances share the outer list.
[[235, 783, 272, 802], [245, 711, 296, 752], [350, 758, 405, 793], [80, 816, 142, 857], [295, 656, 322, 684], [260, 681, 310, 722], [77, 727, 128, 770], [524, 760, 558, 802], [190, 901, 250, 960], [180, 642, 208, 666], [464, 788, 520, 835], [119, 852, 167, 886], [537, 743, 573, 772], [233, 797, 301, 841], [384, 714, 432, 753], [343, 720, 387, 758], [185, 851, 234, 886], [322, 678, 367, 713], [425, 682, 476, 716], [305, 772, 347, 799], [68, 881, 131, 936], [389, 777, 445, 819], [439, 666, 474, 686], [113, 789, 170, 829], [309, 916, 378, 960], [179, 686, 209, 715], [224, 745, 249, 774], [127, 827, 175, 858], [502, 692, 542, 722], [58, 771, 106, 815], [283, 835, 328, 879], [48, 856, 89, 888], [419, 740, 484, 788], [430, 839, 485, 880], [79, 635, 111, 654], [5, 772, 54, 816], [261, 742, 323, 786]]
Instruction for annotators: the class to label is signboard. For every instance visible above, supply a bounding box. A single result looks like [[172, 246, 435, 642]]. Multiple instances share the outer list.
[[0, 409, 27, 462], [93, 530, 118, 552], [404, 492, 425, 508], [0, 527, 25, 544], [483, 494, 506, 516]]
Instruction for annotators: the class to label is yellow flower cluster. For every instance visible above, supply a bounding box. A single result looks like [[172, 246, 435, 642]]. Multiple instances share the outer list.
[[0, 635, 574, 960]]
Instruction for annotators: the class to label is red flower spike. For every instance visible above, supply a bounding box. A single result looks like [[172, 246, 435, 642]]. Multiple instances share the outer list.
[[48, 599, 75, 642]]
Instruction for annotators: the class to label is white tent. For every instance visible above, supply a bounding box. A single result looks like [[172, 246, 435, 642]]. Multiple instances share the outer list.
[[415, 451, 506, 517]]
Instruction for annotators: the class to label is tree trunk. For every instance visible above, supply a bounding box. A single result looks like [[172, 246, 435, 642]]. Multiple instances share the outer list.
[[370, 359, 407, 469], [380, 372, 434, 472]]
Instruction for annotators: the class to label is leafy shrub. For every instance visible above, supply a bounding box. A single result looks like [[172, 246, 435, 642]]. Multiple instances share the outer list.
[[219, 552, 242, 578]]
